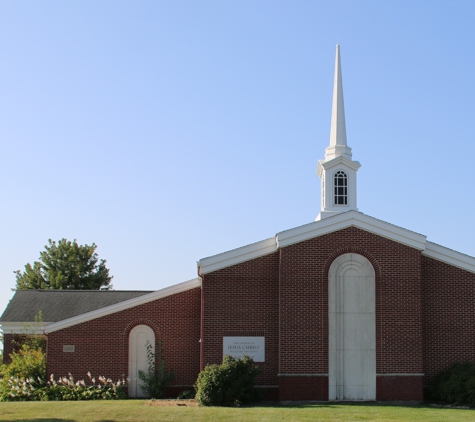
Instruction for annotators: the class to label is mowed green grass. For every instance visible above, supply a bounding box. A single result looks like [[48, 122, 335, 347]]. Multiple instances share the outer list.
[[0, 400, 473, 422]]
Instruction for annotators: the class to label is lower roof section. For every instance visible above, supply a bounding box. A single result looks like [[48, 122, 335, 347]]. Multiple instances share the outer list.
[[1, 278, 202, 334], [0, 290, 153, 323]]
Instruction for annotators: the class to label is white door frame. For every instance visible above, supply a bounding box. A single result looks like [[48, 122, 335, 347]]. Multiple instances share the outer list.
[[328, 253, 376, 401], [128, 324, 155, 398]]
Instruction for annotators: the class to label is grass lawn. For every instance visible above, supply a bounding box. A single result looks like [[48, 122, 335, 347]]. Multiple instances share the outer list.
[[0, 401, 474, 422]]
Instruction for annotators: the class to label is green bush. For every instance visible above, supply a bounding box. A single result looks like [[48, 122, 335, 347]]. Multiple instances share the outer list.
[[0, 319, 47, 401], [138, 340, 175, 399], [0, 372, 127, 402], [0, 344, 46, 389], [196, 355, 261, 406], [428, 362, 475, 406]]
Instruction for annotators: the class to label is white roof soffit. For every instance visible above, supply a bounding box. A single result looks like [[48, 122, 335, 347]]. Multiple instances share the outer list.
[[1, 322, 52, 335], [44, 278, 202, 334], [277, 211, 427, 250], [198, 237, 278, 275], [423, 242, 475, 274]]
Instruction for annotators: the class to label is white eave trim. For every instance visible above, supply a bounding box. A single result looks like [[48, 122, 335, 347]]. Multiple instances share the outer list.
[[198, 237, 278, 275], [197, 212, 475, 276], [277, 211, 427, 250], [43, 277, 202, 334], [198, 212, 428, 275], [0, 322, 53, 334], [423, 242, 475, 274]]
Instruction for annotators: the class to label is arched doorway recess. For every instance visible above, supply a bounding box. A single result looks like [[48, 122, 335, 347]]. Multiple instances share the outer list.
[[128, 324, 155, 398], [329, 253, 376, 400]]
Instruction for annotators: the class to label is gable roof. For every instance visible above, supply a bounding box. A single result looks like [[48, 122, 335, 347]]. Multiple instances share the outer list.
[[0, 278, 202, 334], [0, 290, 153, 323], [198, 211, 475, 275], [43, 278, 201, 334]]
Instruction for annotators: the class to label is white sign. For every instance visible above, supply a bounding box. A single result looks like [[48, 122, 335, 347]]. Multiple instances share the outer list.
[[223, 337, 265, 362], [63, 345, 75, 352]]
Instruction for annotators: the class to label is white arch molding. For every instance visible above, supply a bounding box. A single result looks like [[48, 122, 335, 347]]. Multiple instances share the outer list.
[[328, 253, 376, 400], [128, 324, 155, 398]]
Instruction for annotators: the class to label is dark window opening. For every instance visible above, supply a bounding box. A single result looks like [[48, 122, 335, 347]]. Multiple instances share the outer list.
[[334, 171, 348, 205]]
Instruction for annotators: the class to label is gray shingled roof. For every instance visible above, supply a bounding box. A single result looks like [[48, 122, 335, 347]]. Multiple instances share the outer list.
[[0, 290, 153, 323]]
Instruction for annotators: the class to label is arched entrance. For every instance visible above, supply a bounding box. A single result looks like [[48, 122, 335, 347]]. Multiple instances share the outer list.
[[128, 324, 155, 398], [329, 253, 376, 400]]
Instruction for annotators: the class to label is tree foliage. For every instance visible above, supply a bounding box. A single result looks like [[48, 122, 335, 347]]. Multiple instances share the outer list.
[[14, 239, 112, 290]]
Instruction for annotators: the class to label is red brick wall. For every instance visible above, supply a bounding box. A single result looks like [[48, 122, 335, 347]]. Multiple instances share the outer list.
[[279, 376, 328, 400], [46, 287, 201, 390], [2, 334, 16, 365], [201, 227, 425, 400], [200, 252, 280, 387], [279, 227, 424, 399], [377, 376, 424, 401], [422, 256, 475, 385], [279, 227, 424, 374]]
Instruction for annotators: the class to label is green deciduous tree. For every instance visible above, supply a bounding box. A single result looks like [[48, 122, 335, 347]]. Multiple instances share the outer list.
[[14, 239, 113, 290]]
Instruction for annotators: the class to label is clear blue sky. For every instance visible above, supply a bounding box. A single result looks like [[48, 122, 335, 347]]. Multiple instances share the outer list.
[[1, 1, 475, 323]]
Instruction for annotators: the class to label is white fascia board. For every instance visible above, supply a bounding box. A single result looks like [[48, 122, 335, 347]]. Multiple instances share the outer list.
[[44, 278, 202, 334], [320, 156, 361, 171], [277, 211, 427, 250], [317, 160, 325, 177], [198, 237, 278, 275], [423, 242, 475, 274], [0, 322, 53, 334]]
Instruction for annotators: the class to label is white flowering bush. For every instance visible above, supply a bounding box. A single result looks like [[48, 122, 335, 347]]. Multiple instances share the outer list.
[[0, 372, 127, 401]]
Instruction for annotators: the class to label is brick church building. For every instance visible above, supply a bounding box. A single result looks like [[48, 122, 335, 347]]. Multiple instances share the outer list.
[[2, 45, 475, 401]]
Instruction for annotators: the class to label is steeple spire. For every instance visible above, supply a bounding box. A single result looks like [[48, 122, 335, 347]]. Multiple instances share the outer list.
[[330, 44, 347, 147], [325, 45, 352, 160], [316, 45, 361, 221]]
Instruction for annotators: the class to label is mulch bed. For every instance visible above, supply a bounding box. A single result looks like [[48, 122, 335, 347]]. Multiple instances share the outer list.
[[146, 399, 199, 407]]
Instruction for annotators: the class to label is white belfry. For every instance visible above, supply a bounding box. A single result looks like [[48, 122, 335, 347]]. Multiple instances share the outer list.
[[316, 45, 361, 221]]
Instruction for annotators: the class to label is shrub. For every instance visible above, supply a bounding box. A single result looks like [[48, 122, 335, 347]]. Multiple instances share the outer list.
[[428, 362, 475, 406], [0, 318, 47, 401], [0, 344, 46, 390], [12, 312, 47, 354], [138, 340, 175, 399], [196, 355, 261, 406], [0, 372, 127, 402]]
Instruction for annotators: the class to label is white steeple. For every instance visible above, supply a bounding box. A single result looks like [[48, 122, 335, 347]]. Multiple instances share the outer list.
[[316, 45, 361, 221]]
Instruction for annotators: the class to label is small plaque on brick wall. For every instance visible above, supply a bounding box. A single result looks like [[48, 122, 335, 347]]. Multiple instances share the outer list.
[[223, 336, 265, 362], [63, 345, 75, 353]]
